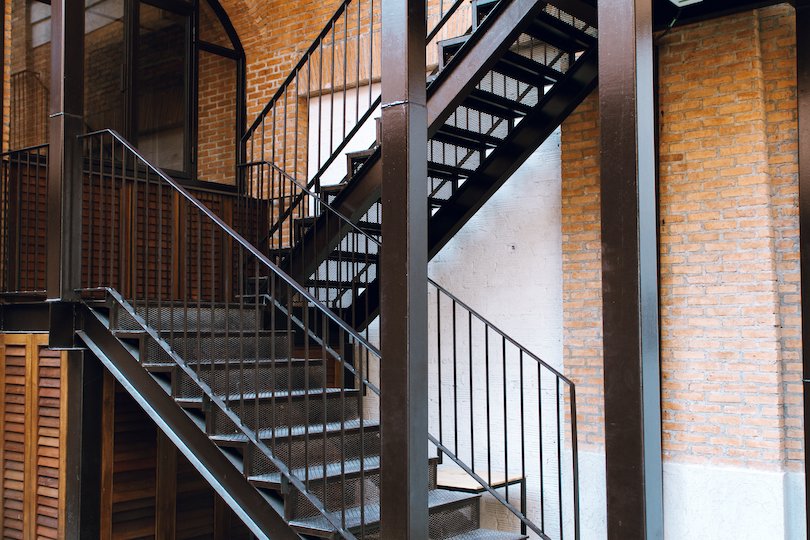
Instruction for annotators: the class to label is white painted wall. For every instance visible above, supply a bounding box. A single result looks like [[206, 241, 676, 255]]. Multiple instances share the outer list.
[[307, 83, 381, 188], [429, 130, 564, 369], [428, 131, 568, 538]]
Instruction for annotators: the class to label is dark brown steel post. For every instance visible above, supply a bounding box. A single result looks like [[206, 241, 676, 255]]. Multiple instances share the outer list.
[[63, 349, 103, 538], [796, 3, 810, 535], [47, 0, 84, 303], [0, 0, 4, 153], [597, 0, 664, 538], [49, 2, 98, 537], [379, 0, 429, 538]]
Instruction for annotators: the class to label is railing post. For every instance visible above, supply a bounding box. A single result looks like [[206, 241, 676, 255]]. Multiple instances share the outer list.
[[47, 0, 84, 306], [379, 0, 429, 538], [597, 0, 664, 538]]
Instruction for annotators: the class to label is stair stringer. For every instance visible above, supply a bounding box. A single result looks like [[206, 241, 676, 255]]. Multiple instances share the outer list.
[[76, 304, 303, 540]]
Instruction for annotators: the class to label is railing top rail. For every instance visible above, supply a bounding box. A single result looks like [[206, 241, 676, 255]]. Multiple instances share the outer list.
[[79, 129, 380, 359], [2, 143, 49, 157]]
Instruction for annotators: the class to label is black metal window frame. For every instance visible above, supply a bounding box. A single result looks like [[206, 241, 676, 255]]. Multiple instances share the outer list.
[[29, 0, 246, 188]]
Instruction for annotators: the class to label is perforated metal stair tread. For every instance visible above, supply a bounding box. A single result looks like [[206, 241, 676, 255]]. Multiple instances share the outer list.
[[464, 89, 533, 119], [289, 489, 481, 535], [154, 357, 318, 369], [113, 329, 284, 338], [250, 455, 381, 489], [530, 10, 596, 48], [494, 50, 562, 86], [434, 124, 503, 149], [446, 530, 528, 540], [210, 418, 379, 445], [143, 356, 316, 372], [177, 386, 356, 405]]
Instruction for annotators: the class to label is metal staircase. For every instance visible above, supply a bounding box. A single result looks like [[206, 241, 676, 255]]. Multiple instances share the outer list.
[[59, 0, 595, 537], [247, 0, 598, 331]]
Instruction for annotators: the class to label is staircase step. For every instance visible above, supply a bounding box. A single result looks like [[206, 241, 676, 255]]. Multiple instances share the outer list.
[[472, 0, 500, 29], [144, 332, 291, 364], [249, 454, 381, 490], [304, 278, 367, 290], [296, 216, 381, 237], [325, 250, 379, 264], [433, 124, 502, 150], [182, 386, 352, 405], [173, 358, 328, 399], [464, 88, 533, 119], [525, 11, 595, 53], [207, 388, 361, 434], [493, 50, 562, 87], [346, 148, 377, 177], [289, 489, 481, 537], [244, 420, 381, 480], [428, 161, 472, 181], [438, 35, 470, 70], [113, 302, 263, 332], [447, 531, 528, 540], [211, 418, 380, 446]]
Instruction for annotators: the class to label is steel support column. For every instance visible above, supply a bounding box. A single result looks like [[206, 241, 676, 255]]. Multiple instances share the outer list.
[[379, 0, 429, 538], [48, 1, 98, 536], [47, 0, 84, 304], [597, 0, 664, 538], [796, 3, 810, 535], [63, 349, 103, 538]]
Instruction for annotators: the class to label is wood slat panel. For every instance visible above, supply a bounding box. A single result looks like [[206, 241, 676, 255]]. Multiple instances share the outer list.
[[1, 334, 66, 540], [3, 338, 29, 539], [36, 343, 62, 540]]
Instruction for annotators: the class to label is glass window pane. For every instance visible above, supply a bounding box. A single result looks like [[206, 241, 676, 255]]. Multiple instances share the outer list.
[[197, 50, 237, 185], [9, 0, 51, 150], [84, 0, 126, 135], [136, 4, 188, 172]]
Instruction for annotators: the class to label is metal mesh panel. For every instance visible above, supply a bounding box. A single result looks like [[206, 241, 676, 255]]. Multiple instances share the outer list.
[[175, 360, 326, 399]]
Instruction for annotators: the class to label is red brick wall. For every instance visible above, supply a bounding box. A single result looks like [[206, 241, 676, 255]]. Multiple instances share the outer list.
[[561, 6, 802, 471], [560, 93, 603, 451]]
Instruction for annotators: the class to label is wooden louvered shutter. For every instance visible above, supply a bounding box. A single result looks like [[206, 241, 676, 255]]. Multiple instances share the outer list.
[[0, 335, 67, 540]]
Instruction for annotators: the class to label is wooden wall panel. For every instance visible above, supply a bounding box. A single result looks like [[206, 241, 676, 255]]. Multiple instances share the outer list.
[[102, 381, 254, 540]]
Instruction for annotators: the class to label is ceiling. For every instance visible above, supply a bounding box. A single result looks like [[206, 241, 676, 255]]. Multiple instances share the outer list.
[[651, 0, 793, 29]]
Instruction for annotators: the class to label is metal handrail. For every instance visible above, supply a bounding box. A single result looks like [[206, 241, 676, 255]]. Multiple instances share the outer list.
[[81, 129, 377, 351]]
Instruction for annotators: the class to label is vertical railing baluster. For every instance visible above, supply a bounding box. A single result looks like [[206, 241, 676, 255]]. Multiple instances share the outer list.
[[452, 298, 458, 456], [557, 377, 563, 539], [501, 336, 509, 501], [539, 363, 545, 531], [437, 291, 443, 449]]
